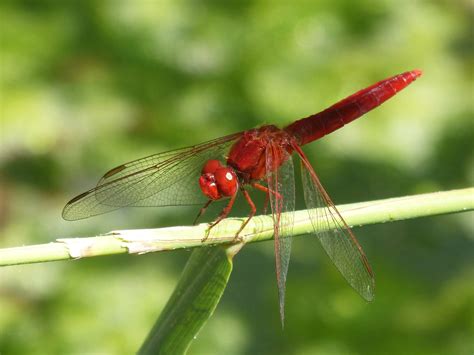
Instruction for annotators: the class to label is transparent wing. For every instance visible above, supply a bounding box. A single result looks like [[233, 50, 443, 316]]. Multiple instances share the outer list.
[[265, 143, 295, 326], [62, 132, 243, 220], [292, 143, 375, 301]]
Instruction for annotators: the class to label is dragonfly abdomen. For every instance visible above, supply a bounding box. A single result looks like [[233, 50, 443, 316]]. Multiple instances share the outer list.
[[285, 70, 422, 146]]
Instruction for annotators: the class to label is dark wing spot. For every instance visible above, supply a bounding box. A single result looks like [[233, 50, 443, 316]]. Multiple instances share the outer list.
[[103, 164, 127, 178], [66, 190, 91, 204]]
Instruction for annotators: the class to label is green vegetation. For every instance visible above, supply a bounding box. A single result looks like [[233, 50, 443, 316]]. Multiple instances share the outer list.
[[1, 1, 472, 354]]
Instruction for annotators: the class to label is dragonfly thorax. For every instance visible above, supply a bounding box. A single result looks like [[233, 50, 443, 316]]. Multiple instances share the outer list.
[[227, 125, 294, 181], [199, 159, 238, 200]]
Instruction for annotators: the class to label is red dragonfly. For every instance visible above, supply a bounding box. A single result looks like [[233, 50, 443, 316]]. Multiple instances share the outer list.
[[63, 70, 422, 323]]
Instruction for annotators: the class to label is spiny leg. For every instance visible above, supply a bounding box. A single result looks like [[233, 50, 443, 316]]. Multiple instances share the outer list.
[[252, 182, 282, 200], [201, 184, 276, 243], [193, 200, 212, 225], [231, 188, 257, 242], [262, 189, 270, 214], [201, 193, 237, 243], [252, 182, 284, 223], [252, 183, 273, 214]]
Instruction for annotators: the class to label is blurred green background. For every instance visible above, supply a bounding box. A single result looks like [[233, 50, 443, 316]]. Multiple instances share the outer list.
[[1, 1, 473, 354]]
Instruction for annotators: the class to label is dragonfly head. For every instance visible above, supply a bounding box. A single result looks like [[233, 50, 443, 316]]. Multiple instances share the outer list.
[[199, 159, 238, 200]]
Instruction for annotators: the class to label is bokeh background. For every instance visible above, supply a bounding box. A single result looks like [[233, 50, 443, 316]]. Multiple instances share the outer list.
[[1, 1, 473, 354]]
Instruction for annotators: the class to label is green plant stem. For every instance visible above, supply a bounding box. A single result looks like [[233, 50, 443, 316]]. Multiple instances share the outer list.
[[0, 188, 473, 267]]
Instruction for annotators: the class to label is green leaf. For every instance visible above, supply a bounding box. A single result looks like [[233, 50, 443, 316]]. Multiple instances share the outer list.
[[139, 244, 241, 354]]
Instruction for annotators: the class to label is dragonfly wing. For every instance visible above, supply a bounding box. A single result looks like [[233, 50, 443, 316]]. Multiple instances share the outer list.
[[265, 143, 295, 326], [62, 133, 243, 220], [293, 143, 375, 301]]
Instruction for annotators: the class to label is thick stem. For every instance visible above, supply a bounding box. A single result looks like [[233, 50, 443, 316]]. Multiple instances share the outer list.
[[0, 188, 472, 267]]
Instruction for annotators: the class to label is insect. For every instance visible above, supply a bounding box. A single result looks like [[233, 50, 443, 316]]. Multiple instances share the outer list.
[[63, 70, 422, 323]]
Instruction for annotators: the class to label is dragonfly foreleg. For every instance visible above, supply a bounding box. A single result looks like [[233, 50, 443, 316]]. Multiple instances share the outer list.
[[201, 193, 237, 242], [193, 200, 213, 225]]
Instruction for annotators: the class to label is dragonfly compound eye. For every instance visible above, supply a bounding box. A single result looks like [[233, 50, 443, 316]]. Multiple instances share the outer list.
[[201, 159, 223, 174], [199, 166, 238, 200], [214, 167, 238, 197], [199, 173, 221, 200]]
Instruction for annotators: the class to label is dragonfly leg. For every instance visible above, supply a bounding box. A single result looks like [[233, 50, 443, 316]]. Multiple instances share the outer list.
[[254, 182, 270, 214], [262, 190, 270, 214], [252, 183, 282, 200], [251, 181, 284, 223], [231, 188, 257, 242], [193, 200, 213, 225], [202, 193, 237, 242]]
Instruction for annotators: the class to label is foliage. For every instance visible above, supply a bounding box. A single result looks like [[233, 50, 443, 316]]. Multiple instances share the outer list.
[[0, 0, 473, 354]]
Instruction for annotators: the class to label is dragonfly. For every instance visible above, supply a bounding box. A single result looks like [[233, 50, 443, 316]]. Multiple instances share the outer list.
[[63, 69, 422, 324]]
